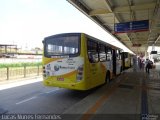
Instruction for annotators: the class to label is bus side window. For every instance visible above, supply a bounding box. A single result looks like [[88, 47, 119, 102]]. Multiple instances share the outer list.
[[88, 52, 95, 63], [106, 47, 112, 61], [119, 50, 122, 60], [99, 44, 106, 62], [87, 39, 99, 63], [124, 52, 128, 58], [116, 50, 120, 60]]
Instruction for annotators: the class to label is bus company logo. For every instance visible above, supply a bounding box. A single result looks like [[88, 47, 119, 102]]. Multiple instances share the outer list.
[[54, 64, 75, 71], [54, 64, 60, 71], [66, 58, 76, 64]]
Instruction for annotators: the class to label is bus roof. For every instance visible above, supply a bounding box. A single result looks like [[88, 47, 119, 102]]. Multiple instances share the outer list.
[[43, 32, 123, 51], [84, 33, 122, 51]]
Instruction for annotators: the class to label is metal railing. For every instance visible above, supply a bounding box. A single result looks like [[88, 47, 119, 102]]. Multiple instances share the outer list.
[[0, 65, 42, 81]]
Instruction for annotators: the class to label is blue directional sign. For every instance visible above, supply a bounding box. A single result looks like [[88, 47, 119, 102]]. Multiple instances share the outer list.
[[114, 20, 149, 33]]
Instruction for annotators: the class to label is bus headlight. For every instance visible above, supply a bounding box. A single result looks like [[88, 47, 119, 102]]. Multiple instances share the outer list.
[[76, 65, 83, 82]]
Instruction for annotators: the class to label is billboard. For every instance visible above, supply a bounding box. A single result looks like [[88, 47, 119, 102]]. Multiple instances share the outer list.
[[151, 51, 157, 54]]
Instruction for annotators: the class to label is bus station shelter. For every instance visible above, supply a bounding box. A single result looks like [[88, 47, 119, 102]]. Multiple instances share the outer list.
[[68, 0, 160, 56]]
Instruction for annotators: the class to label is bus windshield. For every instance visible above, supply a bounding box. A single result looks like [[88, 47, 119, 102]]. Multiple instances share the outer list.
[[44, 34, 80, 57]]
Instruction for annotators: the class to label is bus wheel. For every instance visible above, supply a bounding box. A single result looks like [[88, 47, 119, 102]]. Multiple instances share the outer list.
[[105, 71, 110, 83]]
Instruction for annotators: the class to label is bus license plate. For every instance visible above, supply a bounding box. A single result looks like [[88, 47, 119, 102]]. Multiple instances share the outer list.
[[57, 78, 64, 81]]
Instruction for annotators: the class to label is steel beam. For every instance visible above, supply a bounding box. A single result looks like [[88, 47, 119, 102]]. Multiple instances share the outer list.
[[89, 3, 156, 16]]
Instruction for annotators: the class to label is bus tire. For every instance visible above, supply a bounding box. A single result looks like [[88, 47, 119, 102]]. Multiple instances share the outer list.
[[105, 71, 110, 83]]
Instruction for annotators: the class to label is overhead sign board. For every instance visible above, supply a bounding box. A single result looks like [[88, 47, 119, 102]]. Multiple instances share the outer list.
[[114, 20, 149, 33], [151, 51, 157, 54]]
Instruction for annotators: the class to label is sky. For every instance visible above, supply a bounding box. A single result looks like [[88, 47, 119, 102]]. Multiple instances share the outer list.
[[0, 0, 132, 52]]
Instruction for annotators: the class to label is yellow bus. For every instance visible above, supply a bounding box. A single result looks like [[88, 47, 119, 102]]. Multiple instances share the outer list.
[[42, 33, 122, 90], [122, 52, 133, 70]]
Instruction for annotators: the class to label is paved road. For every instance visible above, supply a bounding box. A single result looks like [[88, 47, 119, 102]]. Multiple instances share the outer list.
[[0, 81, 97, 114]]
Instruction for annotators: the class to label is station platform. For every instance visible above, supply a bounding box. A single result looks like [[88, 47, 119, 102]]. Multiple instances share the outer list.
[[63, 67, 160, 120]]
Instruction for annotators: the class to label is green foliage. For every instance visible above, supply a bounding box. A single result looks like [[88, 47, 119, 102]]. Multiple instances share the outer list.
[[0, 62, 42, 68]]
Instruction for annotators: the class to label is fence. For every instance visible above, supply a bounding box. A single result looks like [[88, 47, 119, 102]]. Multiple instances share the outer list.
[[0, 65, 42, 81]]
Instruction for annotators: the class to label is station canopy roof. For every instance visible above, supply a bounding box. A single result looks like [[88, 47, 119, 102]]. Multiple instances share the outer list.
[[68, 0, 160, 55]]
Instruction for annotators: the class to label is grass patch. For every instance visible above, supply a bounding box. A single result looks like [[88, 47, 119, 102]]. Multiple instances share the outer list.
[[0, 62, 42, 68]]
